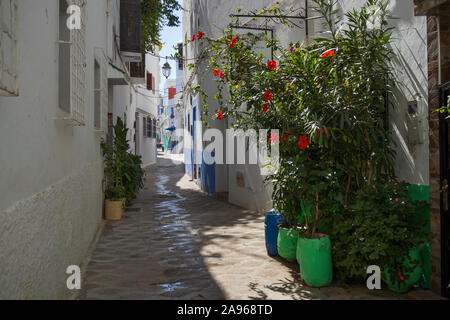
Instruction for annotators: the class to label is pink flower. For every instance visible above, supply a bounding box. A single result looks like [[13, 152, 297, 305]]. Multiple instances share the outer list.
[[400, 276, 405, 281], [220, 71, 224, 79], [269, 133, 280, 144], [217, 110, 224, 120], [372, 185, 376, 189], [191, 34, 196, 42], [262, 102, 269, 113], [212, 68, 220, 76], [395, 198, 399, 202]]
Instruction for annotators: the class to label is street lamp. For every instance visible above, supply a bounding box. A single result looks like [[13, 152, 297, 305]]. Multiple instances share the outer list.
[[162, 57, 171, 79]]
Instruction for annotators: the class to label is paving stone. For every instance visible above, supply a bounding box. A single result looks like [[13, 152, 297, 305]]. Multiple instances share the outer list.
[[78, 152, 407, 300]]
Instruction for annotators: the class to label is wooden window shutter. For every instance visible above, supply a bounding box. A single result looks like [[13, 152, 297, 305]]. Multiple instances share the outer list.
[[120, 0, 141, 54], [146, 72, 153, 91], [168, 87, 176, 100]]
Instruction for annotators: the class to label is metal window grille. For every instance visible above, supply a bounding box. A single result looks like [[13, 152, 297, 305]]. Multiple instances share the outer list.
[[0, 0, 18, 96], [152, 118, 157, 138], [94, 49, 108, 131], [147, 117, 153, 138], [58, 0, 87, 125], [143, 116, 147, 137], [70, 0, 86, 124]]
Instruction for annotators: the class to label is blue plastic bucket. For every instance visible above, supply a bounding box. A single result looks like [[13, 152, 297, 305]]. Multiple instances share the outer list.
[[265, 211, 285, 257]]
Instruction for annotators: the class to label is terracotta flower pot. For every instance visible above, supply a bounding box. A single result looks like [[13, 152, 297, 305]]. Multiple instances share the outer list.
[[105, 200, 124, 221]]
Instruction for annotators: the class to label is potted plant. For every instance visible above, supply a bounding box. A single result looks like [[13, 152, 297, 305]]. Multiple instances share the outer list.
[[101, 117, 144, 220]]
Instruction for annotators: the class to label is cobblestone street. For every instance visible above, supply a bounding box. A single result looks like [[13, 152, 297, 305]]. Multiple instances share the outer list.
[[78, 153, 407, 300]]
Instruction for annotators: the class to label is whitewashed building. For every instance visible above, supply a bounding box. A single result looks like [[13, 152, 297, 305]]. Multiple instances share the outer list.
[[0, 0, 152, 298]]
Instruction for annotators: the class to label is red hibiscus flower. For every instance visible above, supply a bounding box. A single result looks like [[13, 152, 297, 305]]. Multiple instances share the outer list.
[[322, 49, 335, 58], [262, 102, 269, 113], [267, 60, 277, 71], [191, 34, 196, 42], [269, 133, 280, 144], [298, 135, 310, 150], [220, 71, 224, 79], [283, 132, 291, 143], [212, 68, 220, 76], [229, 37, 237, 48], [264, 91, 273, 101], [197, 31, 205, 40], [217, 110, 224, 120]]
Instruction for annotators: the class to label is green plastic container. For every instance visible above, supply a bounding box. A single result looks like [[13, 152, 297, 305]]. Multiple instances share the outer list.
[[296, 237, 302, 266], [297, 235, 333, 287], [383, 247, 423, 293], [277, 228, 299, 261]]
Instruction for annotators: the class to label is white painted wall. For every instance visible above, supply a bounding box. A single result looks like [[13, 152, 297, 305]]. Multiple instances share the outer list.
[[0, 0, 110, 299]]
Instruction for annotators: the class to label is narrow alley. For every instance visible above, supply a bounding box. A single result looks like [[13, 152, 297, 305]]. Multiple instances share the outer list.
[[78, 153, 406, 300]]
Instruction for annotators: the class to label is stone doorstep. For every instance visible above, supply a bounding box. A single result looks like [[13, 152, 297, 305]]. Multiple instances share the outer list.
[[407, 290, 448, 300]]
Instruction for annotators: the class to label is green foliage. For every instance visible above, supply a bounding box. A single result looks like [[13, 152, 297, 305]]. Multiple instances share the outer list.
[[323, 178, 430, 285], [101, 117, 145, 205], [141, 0, 182, 53], [191, 0, 431, 285]]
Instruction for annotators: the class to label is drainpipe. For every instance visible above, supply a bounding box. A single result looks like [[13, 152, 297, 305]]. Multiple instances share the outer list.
[[436, 16, 441, 85], [305, 0, 309, 42]]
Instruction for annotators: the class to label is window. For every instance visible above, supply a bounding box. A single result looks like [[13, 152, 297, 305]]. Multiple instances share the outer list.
[[152, 118, 157, 138], [146, 116, 152, 137], [93, 52, 108, 131], [0, 0, 18, 96], [142, 116, 147, 137], [94, 60, 100, 128], [58, 0, 86, 125]]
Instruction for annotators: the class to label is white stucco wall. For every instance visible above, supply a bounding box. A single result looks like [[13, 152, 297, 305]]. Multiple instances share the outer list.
[[0, 0, 111, 298]]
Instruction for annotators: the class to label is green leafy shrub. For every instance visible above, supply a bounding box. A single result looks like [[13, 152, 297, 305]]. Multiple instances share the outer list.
[[101, 117, 145, 205], [323, 178, 430, 285]]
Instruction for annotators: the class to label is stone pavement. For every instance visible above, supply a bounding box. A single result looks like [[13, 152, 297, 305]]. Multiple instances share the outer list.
[[78, 152, 407, 300]]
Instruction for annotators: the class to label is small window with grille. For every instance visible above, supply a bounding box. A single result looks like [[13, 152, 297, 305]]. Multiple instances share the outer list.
[[142, 116, 147, 137], [146, 117, 152, 137], [152, 118, 157, 138], [0, 0, 18, 96]]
